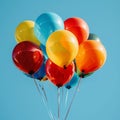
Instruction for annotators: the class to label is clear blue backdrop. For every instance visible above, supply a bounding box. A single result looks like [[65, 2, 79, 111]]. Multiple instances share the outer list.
[[0, 0, 120, 120]]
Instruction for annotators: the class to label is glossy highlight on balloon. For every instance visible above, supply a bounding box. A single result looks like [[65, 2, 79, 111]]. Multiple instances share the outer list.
[[12, 41, 44, 74], [34, 12, 64, 46], [15, 20, 40, 46], [64, 17, 89, 44], [46, 30, 79, 68], [45, 59, 75, 87], [75, 40, 107, 74]]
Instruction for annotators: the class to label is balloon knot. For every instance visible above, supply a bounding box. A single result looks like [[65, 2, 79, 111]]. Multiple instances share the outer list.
[[80, 70, 85, 78], [64, 65, 67, 69], [57, 84, 62, 88], [28, 70, 35, 75], [66, 85, 71, 89]]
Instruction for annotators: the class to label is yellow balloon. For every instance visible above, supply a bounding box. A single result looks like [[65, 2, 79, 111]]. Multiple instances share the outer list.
[[46, 30, 79, 68], [15, 20, 40, 46]]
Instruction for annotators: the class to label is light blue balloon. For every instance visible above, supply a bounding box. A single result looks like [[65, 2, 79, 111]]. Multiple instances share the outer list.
[[34, 12, 64, 46], [40, 44, 48, 59], [65, 72, 79, 89]]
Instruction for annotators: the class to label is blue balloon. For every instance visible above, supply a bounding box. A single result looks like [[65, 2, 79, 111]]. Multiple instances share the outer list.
[[25, 61, 46, 80], [34, 12, 64, 46], [40, 44, 48, 59], [65, 72, 79, 89], [33, 62, 46, 80]]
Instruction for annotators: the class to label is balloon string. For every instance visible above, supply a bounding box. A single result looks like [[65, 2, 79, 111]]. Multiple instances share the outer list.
[[39, 84, 48, 102], [64, 77, 82, 120], [33, 78, 55, 120], [62, 87, 64, 102], [65, 89, 69, 108], [57, 87, 61, 120]]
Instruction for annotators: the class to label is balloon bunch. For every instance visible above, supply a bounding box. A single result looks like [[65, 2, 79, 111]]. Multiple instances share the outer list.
[[12, 12, 107, 120]]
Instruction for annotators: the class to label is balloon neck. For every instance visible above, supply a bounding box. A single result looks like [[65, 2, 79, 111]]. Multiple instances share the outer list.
[[80, 72, 85, 78], [63, 65, 67, 69], [66, 85, 71, 89], [75, 63, 85, 77], [37, 76, 44, 81], [57, 85, 62, 88], [28, 70, 35, 75], [79, 70, 85, 78]]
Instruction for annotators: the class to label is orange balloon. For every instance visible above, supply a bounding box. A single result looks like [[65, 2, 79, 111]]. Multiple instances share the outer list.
[[75, 40, 107, 74]]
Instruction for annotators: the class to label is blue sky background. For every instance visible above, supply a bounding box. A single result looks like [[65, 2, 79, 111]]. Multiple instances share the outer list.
[[0, 0, 120, 120]]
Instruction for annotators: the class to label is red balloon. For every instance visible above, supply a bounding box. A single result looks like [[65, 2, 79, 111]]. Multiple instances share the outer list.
[[46, 59, 75, 87], [12, 41, 44, 74], [64, 17, 89, 45]]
